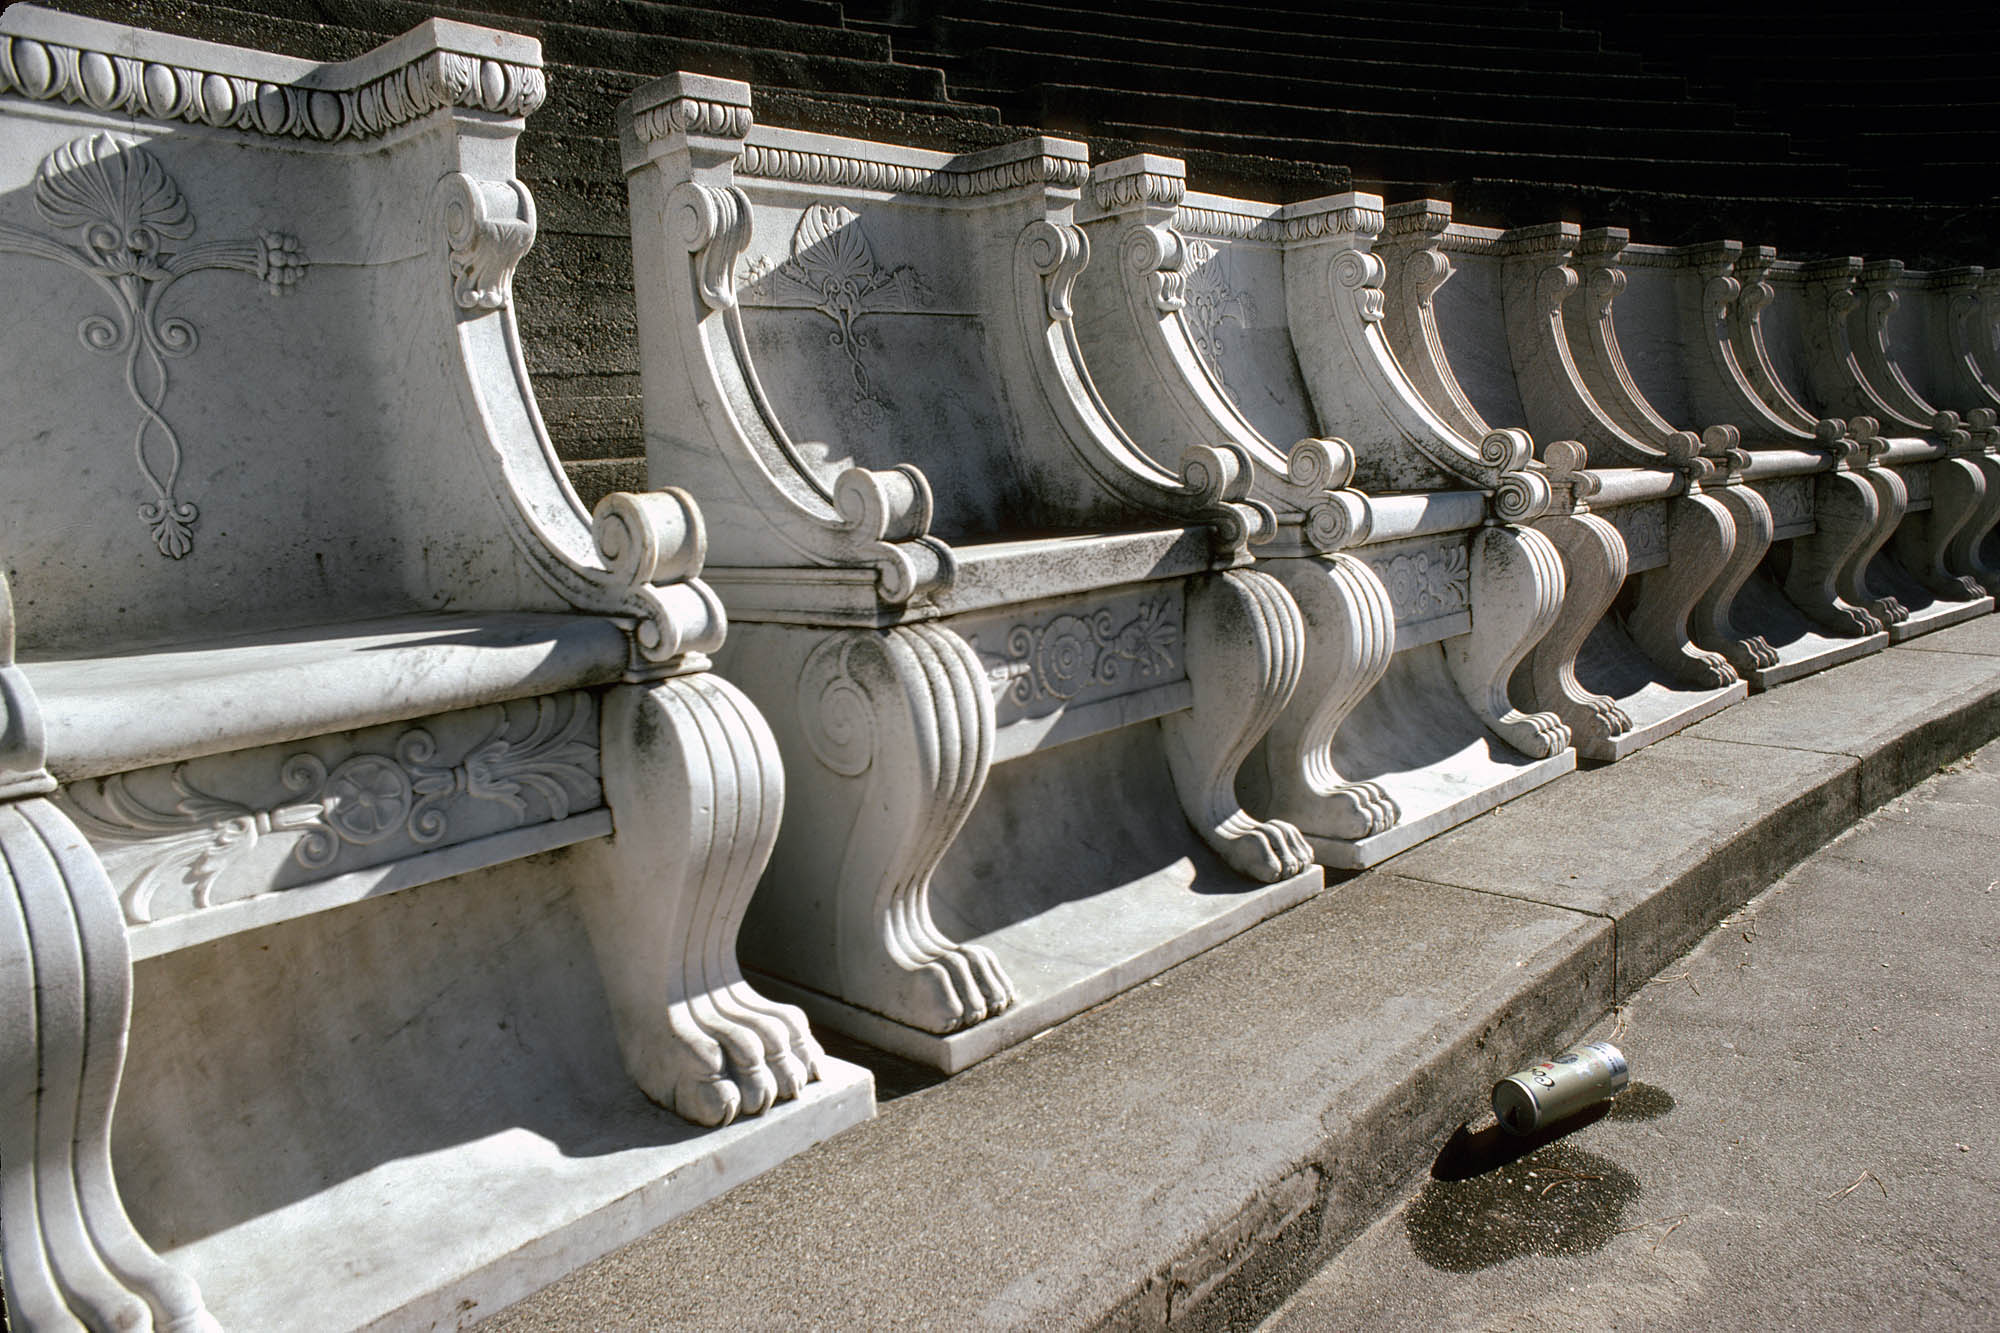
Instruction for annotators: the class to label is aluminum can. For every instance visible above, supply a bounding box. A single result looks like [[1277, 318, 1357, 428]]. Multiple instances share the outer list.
[[1492, 1040, 1630, 1134]]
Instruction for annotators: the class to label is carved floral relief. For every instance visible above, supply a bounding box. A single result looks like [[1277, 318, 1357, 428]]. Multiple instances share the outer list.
[[1605, 501, 1669, 568], [964, 591, 1185, 722], [1761, 476, 1815, 533], [59, 693, 600, 924], [0, 133, 305, 557], [1366, 543, 1471, 624], [1181, 238, 1251, 404], [740, 202, 929, 403]]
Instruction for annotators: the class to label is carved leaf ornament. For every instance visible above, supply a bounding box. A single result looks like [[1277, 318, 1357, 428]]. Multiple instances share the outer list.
[[62, 695, 598, 923], [0, 133, 305, 556], [1367, 545, 1471, 621], [1181, 238, 1252, 401], [984, 597, 1181, 707], [743, 202, 926, 400]]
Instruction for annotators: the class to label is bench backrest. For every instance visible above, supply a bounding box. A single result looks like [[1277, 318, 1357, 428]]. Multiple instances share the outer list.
[[0, 8, 589, 660]]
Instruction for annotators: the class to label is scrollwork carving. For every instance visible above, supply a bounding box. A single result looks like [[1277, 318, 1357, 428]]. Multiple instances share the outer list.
[[668, 179, 752, 312], [1018, 217, 1089, 321], [61, 694, 602, 924], [970, 594, 1183, 717], [0, 133, 305, 557], [438, 172, 535, 311]]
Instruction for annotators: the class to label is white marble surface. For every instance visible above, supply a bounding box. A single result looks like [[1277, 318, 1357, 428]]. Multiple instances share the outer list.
[[116, 859, 872, 1333]]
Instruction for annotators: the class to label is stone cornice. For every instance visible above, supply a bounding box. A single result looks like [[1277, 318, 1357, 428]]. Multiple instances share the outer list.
[[0, 11, 544, 140], [737, 141, 1089, 198]]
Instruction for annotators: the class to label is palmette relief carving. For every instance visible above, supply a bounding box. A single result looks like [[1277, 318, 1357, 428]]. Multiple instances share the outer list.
[[968, 593, 1184, 721], [60, 694, 601, 924], [0, 133, 304, 556], [0, 32, 545, 138], [741, 202, 931, 402], [1180, 238, 1252, 404], [1762, 476, 1816, 531], [1366, 544, 1472, 624], [1604, 501, 1669, 567]]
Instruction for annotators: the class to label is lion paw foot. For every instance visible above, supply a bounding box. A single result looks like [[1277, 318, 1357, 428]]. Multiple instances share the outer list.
[[1324, 780, 1400, 840]]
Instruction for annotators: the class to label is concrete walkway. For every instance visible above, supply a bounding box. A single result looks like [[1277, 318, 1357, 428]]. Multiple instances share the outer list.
[[482, 615, 2000, 1331], [1263, 732, 2000, 1332]]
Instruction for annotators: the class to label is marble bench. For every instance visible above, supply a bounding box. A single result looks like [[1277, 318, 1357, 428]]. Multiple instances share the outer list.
[[1880, 262, 2000, 591], [1370, 205, 1751, 759], [1740, 251, 1995, 639], [620, 74, 1321, 1071], [1071, 155, 1576, 867], [0, 10, 865, 1330]]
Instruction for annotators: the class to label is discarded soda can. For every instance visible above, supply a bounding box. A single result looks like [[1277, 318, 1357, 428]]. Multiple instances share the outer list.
[[1492, 1041, 1630, 1135]]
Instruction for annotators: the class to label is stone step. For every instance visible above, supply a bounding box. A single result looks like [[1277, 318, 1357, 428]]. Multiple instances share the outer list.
[[920, 15, 1691, 101], [924, 1, 1650, 74], [973, 0, 1577, 29], [475, 614, 2000, 1333], [964, 47, 1739, 131], [1089, 121, 1847, 199], [946, 0, 1610, 49], [1029, 85, 1809, 171], [41, 0, 950, 101]]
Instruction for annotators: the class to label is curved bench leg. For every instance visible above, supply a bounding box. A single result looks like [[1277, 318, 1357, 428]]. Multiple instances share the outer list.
[[1447, 523, 1571, 759], [580, 673, 823, 1128], [1948, 452, 2000, 591], [1852, 466, 1912, 625], [1694, 483, 1783, 676], [1260, 554, 1401, 843], [1627, 491, 1741, 689], [1, 797, 218, 1333], [1522, 510, 1634, 752], [792, 624, 1015, 1036], [1895, 456, 1989, 600], [1783, 468, 1887, 636]]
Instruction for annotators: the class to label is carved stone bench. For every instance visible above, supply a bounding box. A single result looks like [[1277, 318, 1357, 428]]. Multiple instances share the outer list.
[[1746, 252, 1995, 639], [0, 10, 866, 1330], [1069, 155, 1575, 866], [1521, 231, 1896, 689], [1370, 205, 1750, 759], [1880, 263, 2000, 592], [621, 75, 1320, 1070]]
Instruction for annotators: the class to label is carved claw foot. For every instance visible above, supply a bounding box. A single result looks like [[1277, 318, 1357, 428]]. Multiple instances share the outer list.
[[714, 981, 824, 1099], [893, 936, 1017, 1034], [1489, 708, 1572, 760], [1320, 780, 1401, 841], [1208, 810, 1315, 881], [1587, 696, 1634, 739], [1737, 633, 1782, 671], [1677, 646, 1740, 691], [1872, 594, 1909, 625]]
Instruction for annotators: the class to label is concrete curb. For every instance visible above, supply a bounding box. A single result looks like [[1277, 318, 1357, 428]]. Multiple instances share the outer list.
[[481, 620, 2000, 1332]]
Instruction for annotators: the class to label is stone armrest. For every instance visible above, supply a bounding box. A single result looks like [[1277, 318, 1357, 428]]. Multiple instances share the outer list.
[[24, 612, 629, 783]]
